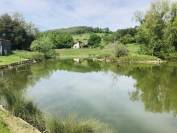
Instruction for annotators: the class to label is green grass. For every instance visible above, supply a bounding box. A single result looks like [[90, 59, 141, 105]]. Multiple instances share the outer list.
[[56, 43, 160, 62], [47, 115, 113, 133], [0, 51, 43, 66], [56, 48, 113, 59], [0, 43, 161, 67], [127, 43, 141, 53], [125, 43, 159, 61], [0, 112, 11, 133]]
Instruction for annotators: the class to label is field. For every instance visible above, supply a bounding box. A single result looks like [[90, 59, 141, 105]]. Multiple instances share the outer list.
[[0, 51, 43, 66], [0, 43, 161, 67], [56, 43, 159, 62]]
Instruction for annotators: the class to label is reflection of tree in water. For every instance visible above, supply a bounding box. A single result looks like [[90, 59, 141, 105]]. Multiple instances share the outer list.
[[129, 64, 177, 115], [1, 60, 177, 119]]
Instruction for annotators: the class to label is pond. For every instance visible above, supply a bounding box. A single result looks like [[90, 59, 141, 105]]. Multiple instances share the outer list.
[[0, 60, 177, 133]]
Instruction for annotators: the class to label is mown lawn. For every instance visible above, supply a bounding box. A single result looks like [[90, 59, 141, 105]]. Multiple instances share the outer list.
[[0, 51, 42, 66]]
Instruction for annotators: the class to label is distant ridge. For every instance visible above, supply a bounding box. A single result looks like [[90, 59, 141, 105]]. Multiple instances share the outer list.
[[43, 26, 111, 34]]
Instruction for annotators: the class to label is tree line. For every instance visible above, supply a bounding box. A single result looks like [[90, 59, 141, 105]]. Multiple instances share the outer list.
[[0, 0, 177, 59], [136, 0, 177, 58], [0, 13, 38, 50], [48, 26, 111, 35]]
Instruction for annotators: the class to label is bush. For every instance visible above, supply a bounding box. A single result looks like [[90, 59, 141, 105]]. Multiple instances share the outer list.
[[31, 37, 56, 59], [119, 34, 136, 44], [47, 115, 113, 133], [39, 32, 74, 49], [0, 87, 46, 132], [52, 32, 74, 48], [114, 43, 128, 58], [88, 34, 101, 48]]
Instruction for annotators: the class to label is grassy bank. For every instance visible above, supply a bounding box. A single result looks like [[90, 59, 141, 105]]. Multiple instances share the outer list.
[[0, 113, 11, 133], [0, 51, 43, 67], [0, 44, 162, 68], [0, 106, 41, 133], [56, 43, 160, 62]]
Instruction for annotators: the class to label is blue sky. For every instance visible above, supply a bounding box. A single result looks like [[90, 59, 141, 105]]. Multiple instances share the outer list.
[[0, 0, 153, 31]]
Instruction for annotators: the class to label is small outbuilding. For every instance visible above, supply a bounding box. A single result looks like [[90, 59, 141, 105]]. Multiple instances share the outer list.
[[72, 41, 89, 49], [0, 39, 11, 55], [73, 41, 82, 49]]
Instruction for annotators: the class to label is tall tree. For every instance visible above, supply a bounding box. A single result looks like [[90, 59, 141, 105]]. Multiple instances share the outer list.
[[0, 13, 38, 50], [136, 0, 177, 57]]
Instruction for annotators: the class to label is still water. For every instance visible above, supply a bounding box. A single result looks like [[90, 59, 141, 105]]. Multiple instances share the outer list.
[[0, 60, 177, 133]]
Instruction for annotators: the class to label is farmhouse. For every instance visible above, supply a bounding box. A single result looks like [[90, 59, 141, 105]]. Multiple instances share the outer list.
[[0, 39, 11, 55], [73, 41, 81, 49], [73, 41, 88, 49]]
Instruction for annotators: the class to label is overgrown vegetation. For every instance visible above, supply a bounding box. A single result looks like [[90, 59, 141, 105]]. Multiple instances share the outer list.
[[0, 13, 38, 50], [38, 31, 74, 49], [0, 82, 46, 132], [0, 79, 113, 133], [88, 34, 102, 48], [114, 43, 128, 58], [31, 37, 56, 58], [136, 0, 177, 58], [47, 116, 113, 133], [0, 116, 11, 133], [1, 0, 177, 65]]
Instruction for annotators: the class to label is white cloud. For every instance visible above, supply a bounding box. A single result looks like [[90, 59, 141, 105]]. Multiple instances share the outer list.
[[0, 0, 153, 31]]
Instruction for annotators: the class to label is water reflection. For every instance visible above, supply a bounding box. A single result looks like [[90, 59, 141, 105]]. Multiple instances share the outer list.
[[129, 64, 177, 115], [0, 61, 177, 115], [0, 60, 177, 133]]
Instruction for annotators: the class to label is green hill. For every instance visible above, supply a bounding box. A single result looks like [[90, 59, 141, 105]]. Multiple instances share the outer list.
[[44, 26, 111, 35]]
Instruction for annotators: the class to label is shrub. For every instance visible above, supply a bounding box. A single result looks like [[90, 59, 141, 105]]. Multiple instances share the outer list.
[[31, 37, 56, 59], [0, 87, 46, 132], [119, 34, 136, 44], [47, 115, 113, 133], [114, 43, 128, 58], [88, 34, 101, 48], [39, 32, 74, 49]]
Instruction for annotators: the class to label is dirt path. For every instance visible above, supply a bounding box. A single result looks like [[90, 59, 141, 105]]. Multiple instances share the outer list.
[[0, 105, 41, 133]]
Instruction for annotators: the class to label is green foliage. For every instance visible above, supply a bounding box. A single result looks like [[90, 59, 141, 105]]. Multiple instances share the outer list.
[[0, 13, 38, 50], [103, 28, 137, 45], [116, 28, 137, 39], [102, 33, 115, 44], [119, 34, 136, 44], [38, 32, 74, 49], [0, 119, 11, 133], [130, 64, 177, 114], [88, 34, 101, 47], [114, 43, 128, 58], [0, 84, 46, 132], [54, 33, 74, 48], [137, 0, 177, 58], [31, 37, 56, 58], [47, 116, 113, 133], [45, 26, 111, 35]]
